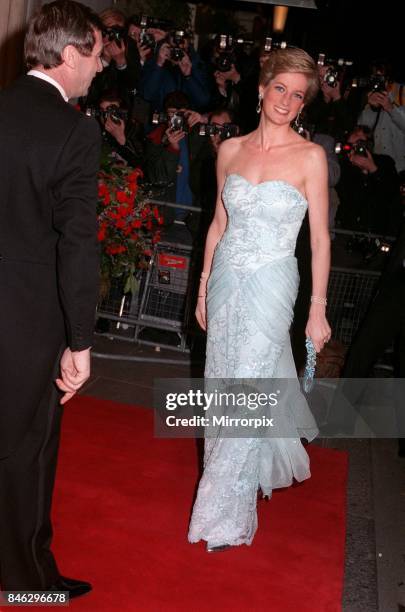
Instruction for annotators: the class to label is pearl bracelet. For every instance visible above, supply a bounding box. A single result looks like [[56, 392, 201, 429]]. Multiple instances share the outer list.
[[311, 295, 327, 305]]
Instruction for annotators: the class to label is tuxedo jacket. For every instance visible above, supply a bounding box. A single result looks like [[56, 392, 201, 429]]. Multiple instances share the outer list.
[[0, 76, 101, 458]]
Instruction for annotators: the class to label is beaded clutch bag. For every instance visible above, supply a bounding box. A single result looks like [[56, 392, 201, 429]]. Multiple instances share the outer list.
[[303, 337, 316, 393]]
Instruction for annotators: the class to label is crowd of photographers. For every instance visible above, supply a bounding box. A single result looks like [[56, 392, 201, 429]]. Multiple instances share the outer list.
[[80, 6, 405, 250]]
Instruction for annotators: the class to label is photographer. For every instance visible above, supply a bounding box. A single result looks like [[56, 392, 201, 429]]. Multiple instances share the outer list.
[[335, 125, 401, 235], [84, 8, 139, 110], [97, 92, 145, 170], [189, 109, 238, 237], [140, 32, 211, 112], [127, 15, 154, 68], [306, 62, 355, 141], [358, 61, 405, 173], [145, 91, 207, 227], [208, 37, 259, 134]]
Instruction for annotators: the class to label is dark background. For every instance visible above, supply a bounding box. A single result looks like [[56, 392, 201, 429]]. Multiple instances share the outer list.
[[197, 0, 403, 81]]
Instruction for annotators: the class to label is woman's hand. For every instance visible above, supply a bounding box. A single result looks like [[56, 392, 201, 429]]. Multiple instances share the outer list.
[[305, 308, 331, 353], [195, 295, 207, 331]]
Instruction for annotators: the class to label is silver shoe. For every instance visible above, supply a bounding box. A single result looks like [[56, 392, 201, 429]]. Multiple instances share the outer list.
[[206, 543, 232, 553]]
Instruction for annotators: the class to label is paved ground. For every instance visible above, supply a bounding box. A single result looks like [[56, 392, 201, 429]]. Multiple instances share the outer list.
[[79, 333, 405, 612]]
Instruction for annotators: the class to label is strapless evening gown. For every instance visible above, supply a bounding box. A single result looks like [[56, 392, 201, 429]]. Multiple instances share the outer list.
[[188, 174, 319, 548]]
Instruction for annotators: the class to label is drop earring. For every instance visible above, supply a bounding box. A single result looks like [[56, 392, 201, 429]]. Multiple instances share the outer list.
[[256, 94, 263, 114], [294, 110, 302, 128]]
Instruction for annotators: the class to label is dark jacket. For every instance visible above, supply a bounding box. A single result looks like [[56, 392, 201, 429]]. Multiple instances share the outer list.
[[0, 76, 101, 457], [336, 153, 401, 235], [140, 47, 211, 112]]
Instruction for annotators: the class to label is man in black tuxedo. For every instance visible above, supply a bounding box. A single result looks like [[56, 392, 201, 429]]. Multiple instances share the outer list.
[[0, 1, 103, 598]]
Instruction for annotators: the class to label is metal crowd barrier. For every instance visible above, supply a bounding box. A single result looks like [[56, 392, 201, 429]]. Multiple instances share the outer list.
[[96, 200, 203, 355], [95, 213, 395, 356]]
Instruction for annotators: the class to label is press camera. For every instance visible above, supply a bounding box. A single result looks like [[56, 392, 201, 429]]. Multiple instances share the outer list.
[[170, 30, 187, 62], [85, 105, 128, 125], [350, 74, 386, 93], [102, 25, 126, 44], [317, 53, 353, 88], [346, 235, 391, 262], [335, 140, 369, 157], [261, 37, 288, 55], [199, 123, 238, 140], [136, 15, 174, 48], [213, 34, 254, 72], [152, 111, 188, 132]]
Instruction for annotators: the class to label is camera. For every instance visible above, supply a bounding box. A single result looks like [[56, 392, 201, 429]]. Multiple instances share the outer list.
[[335, 140, 369, 157], [140, 30, 155, 48], [103, 25, 126, 44], [213, 34, 253, 73], [170, 30, 187, 62], [152, 111, 188, 132], [317, 53, 353, 88], [136, 14, 174, 49], [350, 74, 386, 93], [85, 106, 128, 125], [199, 123, 238, 140], [261, 37, 288, 55], [345, 235, 390, 261]]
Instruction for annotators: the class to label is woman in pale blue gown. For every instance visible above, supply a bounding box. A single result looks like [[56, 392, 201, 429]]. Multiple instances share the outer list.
[[188, 48, 332, 551]]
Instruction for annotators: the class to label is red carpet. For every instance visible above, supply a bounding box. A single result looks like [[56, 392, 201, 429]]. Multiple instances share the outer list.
[[51, 395, 348, 612]]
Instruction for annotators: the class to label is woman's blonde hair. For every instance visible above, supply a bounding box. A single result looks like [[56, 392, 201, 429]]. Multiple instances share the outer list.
[[99, 8, 126, 26], [259, 47, 319, 104]]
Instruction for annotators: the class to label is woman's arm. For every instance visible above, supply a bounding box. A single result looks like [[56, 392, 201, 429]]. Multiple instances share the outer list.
[[195, 140, 232, 330], [304, 144, 332, 352]]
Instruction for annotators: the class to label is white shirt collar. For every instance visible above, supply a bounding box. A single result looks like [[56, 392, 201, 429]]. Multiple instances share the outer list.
[[27, 70, 69, 102]]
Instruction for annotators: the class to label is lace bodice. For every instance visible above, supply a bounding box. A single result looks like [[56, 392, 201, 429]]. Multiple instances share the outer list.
[[217, 173, 308, 271]]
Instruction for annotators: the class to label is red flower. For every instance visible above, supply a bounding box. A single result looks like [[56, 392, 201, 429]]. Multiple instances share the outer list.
[[116, 190, 128, 204], [132, 219, 142, 229], [127, 168, 143, 183], [97, 223, 107, 241], [117, 205, 130, 217]]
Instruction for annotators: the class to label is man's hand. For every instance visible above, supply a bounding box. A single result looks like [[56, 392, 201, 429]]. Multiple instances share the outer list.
[[216, 64, 240, 85], [55, 348, 91, 405], [148, 28, 167, 43], [349, 148, 378, 173], [157, 42, 171, 67], [177, 53, 192, 77], [321, 80, 341, 102], [104, 39, 127, 68], [165, 127, 186, 151], [105, 116, 126, 145], [138, 43, 152, 63], [368, 90, 393, 113], [186, 111, 207, 129]]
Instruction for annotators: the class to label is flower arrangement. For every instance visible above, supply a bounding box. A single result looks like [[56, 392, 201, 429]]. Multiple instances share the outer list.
[[97, 161, 163, 287]]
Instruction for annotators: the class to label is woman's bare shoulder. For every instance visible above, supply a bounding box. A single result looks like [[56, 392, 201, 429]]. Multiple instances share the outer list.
[[297, 140, 327, 171]]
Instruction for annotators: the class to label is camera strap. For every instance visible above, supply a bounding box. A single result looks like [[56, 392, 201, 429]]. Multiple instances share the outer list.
[[370, 107, 381, 136]]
